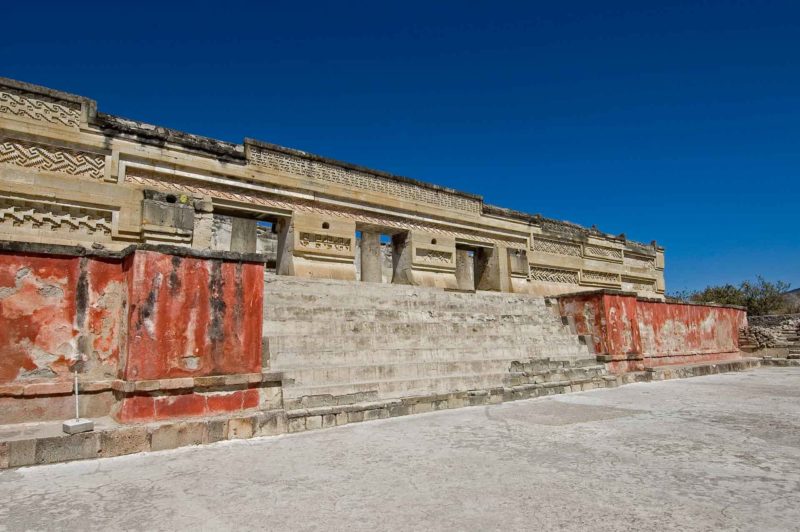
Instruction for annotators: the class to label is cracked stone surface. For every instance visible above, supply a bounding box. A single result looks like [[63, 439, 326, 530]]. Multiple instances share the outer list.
[[1, 368, 799, 531]]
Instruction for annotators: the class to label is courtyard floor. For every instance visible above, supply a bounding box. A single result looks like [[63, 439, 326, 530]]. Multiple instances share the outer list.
[[1, 367, 799, 531]]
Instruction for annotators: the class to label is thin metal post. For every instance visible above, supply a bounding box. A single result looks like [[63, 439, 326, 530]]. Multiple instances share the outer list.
[[74, 370, 79, 421]]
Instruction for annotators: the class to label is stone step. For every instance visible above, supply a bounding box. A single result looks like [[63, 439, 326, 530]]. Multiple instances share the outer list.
[[264, 283, 546, 306], [263, 296, 550, 316], [267, 333, 587, 355], [263, 306, 563, 325], [278, 359, 604, 387], [265, 275, 544, 302], [263, 319, 574, 338], [281, 372, 524, 404], [270, 346, 589, 369]]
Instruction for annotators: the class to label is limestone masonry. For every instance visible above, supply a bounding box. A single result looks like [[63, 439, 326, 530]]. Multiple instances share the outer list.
[[0, 77, 664, 296], [0, 78, 752, 468]]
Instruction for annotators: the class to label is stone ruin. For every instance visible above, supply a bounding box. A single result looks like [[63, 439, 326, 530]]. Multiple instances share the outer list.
[[0, 77, 752, 467]]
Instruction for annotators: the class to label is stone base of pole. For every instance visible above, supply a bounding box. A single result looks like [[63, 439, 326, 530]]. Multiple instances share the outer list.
[[62, 419, 94, 435]]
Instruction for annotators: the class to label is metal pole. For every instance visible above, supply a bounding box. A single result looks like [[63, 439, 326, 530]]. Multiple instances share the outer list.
[[74, 370, 79, 421]]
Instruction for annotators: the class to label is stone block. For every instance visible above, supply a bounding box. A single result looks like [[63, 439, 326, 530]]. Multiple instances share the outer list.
[[288, 417, 306, 433], [432, 400, 449, 411], [363, 408, 388, 421], [305, 415, 323, 430], [0, 442, 8, 469], [35, 432, 100, 465], [134, 380, 161, 392], [194, 375, 227, 388], [321, 413, 338, 428], [254, 411, 287, 437], [150, 421, 207, 452], [413, 402, 433, 414], [62, 418, 94, 434], [23, 381, 73, 396], [387, 404, 412, 418], [446, 396, 466, 409], [8, 439, 36, 468], [207, 419, 229, 443], [335, 412, 349, 426], [227, 417, 254, 440], [347, 410, 365, 423], [158, 378, 195, 390], [99, 427, 150, 458]]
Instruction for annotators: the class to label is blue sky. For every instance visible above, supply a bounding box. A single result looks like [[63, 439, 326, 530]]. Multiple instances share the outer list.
[[2, 1, 798, 292]]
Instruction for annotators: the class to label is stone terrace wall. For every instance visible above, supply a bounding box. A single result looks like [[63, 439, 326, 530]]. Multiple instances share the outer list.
[[558, 290, 746, 374], [0, 244, 272, 425]]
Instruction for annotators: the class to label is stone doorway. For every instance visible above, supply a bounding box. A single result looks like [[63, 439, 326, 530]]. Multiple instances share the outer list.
[[356, 228, 398, 283]]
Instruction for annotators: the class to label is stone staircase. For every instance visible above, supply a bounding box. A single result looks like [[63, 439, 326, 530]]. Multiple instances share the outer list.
[[263, 275, 605, 409], [740, 314, 800, 357]]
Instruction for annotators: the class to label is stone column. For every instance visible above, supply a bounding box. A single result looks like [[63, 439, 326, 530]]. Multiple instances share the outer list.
[[455, 248, 474, 291], [475, 245, 511, 292], [230, 218, 257, 253], [360, 231, 382, 283]]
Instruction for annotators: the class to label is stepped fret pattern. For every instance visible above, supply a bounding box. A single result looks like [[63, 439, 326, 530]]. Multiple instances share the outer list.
[[125, 168, 525, 248], [529, 266, 579, 284], [0, 89, 81, 129], [532, 238, 582, 257], [584, 244, 623, 261], [0, 139, 104, 180], [582, 270, 620, 284], [249, 147, 482, 214], [0, 198, 112, 236]]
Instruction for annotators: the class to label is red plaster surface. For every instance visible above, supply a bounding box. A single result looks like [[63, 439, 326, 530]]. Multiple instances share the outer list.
[[123, 251, 263, 381], [0, 248, 265, 424], [85, 258, 126, 378], [0, 252, 79, 383], [559, 292, 747, 373], [116, 389, 260, 423]]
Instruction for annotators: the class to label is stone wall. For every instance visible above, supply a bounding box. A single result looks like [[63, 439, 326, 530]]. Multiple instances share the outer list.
[[0, 76, 665, 298], [0, 244, 270, 424], [558, 290, 746, 373]]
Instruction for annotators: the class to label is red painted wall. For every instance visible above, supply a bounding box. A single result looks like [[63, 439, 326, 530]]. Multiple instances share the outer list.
[[123, 251, 263, 380], [559, 291, 747, 373], [0, 252, 126, 383], [0, 248, 265, 424]]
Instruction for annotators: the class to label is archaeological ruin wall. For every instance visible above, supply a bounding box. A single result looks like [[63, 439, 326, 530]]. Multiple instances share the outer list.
[[0, 77, 665, 298], [0, 78, 758, 467]]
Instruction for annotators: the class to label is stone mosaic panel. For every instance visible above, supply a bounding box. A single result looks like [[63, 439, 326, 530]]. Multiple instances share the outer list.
[[249, 147, 481, 214], [0, 139, 104, 180], [529, 266, 579, 284], [532, 238, 582, 257], [0, 89, 81, 129], [584, 244, 623, 261]]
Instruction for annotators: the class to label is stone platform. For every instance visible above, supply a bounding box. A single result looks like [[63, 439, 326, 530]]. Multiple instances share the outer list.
[[2, 367, 797, 532], [0, 358, 760, 469]]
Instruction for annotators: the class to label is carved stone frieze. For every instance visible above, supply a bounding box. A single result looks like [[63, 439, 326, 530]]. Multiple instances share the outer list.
[[0, 197, 112, 239], [529, 266, 579, 284], [581, 270, 620, 285], [0, 89, 81, 129], [298, 232, 352, 252], [624, 253, 656, 271], [414, 248, 454, 265], [124, 167, 525, 249], [584, 244, 623, 262], [249, 146, 481, 214], [0, 139, 104, 180], [532, 238, 581, 257]]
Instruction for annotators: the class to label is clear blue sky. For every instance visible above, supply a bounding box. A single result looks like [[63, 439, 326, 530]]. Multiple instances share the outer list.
[[2, 1, 798, 292]]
